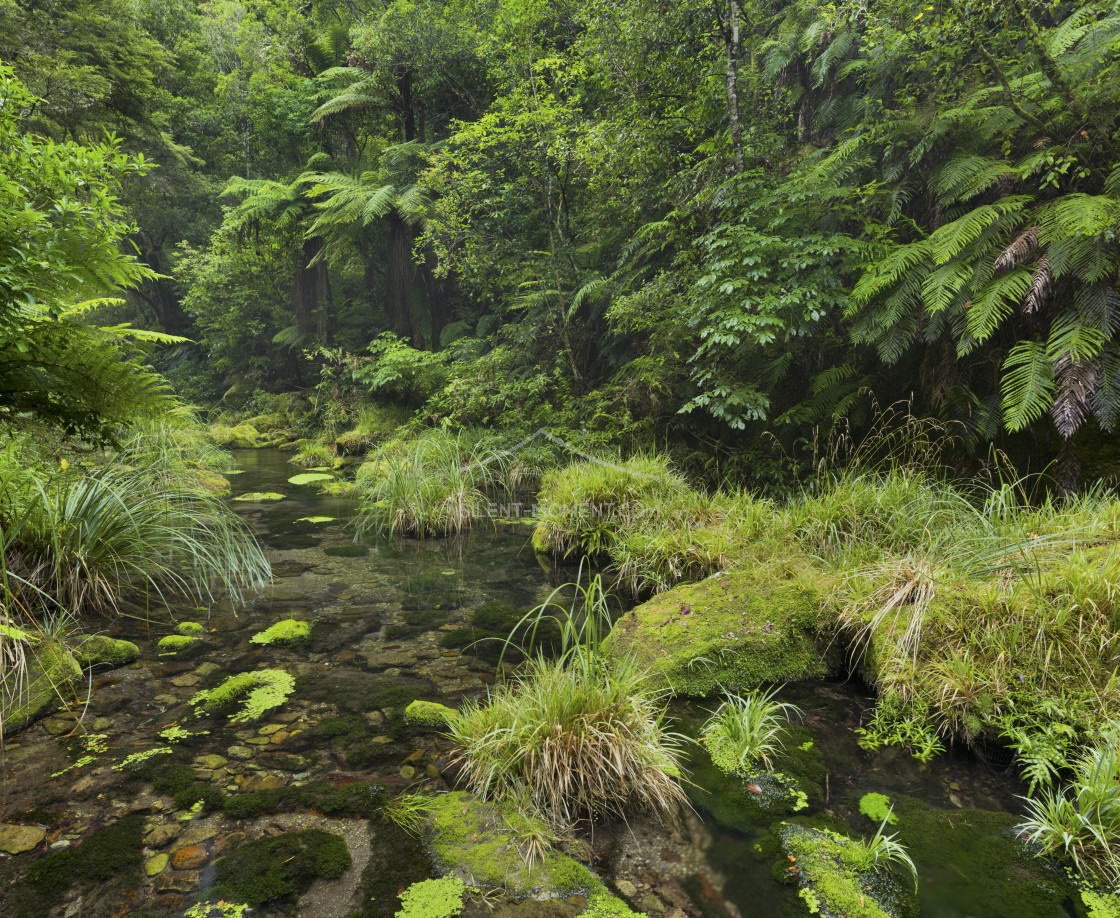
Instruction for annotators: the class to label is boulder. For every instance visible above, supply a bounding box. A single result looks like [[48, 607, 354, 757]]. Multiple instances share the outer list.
[[1, 639, 83, 736], [0, 824, 46, 854], [73, 634, 140, 670]]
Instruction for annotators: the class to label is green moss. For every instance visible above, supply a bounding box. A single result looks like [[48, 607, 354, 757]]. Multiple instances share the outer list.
[[191, 669, 295, 722], [232, 491, 286, 501], [142, 760, 226, 811], [157, 634, 199, 655], [210, 423, 264, 449], [601, 565, 834, 696], [394, 876, 465, 918], [72, 635, 140, 669], [404, 700, 456, 727], [222, 780, 384, 819], [425, 792, 595, 896], [250, 619, 311, 646], [5, 813, 145, 914], [890, 795, 1074, 917], [177, 621, 205, 635], [858, 793, 898, 825], [581, 891, 645, 918], [1, 639, 82, 735], [209, 829, 351, 906], [779, 823, 904, 918]]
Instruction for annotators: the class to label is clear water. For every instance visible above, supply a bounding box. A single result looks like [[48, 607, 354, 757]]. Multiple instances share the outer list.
[[0, 449, 1089, 918]]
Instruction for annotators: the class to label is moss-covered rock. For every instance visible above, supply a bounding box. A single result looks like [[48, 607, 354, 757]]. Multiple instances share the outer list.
[[778, 822, 908, 918], [250, 619, 311, 646], [157, 634, 200, 655], [1, 639, 82, 735], [72, 635, 140, 670], [424, 792, 597, 897], [210, 423, 264, 449], [404, 700, 456, 727], [602, 565, 835, 695], [177, 621, 205, 635]]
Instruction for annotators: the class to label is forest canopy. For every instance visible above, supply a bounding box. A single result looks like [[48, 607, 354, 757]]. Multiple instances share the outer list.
[[2, 0, 1119, 487]]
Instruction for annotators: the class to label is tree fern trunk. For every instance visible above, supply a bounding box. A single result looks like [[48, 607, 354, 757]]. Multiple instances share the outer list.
[[1055, 437, 1080, 498], [387, 212, 419, 347]]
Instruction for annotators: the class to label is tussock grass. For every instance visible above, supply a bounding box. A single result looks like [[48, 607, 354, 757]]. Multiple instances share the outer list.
[[446, 573, 689, 828], [292, 439, 334, 468], [700, 687, 802, 772]]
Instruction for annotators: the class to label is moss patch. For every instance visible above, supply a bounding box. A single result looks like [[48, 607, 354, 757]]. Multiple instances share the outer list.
[[72, 635, 140, 669], [602, 565, 834, 695], [395, 876, 464, 918], [177, 621, 205, 635], [223, 780, 384, 819], [778, 822, 907, 918], [209, 829, 351, 907], [425, 791, 596, 896], [2, 813, 145, 916], [858, 793, 897, 825], [250, 619, 311, 646], [157, 634, 200, 655], [0, 639, 82, 735], [404, 700, 456, 727], [191, 669, 295, 722]]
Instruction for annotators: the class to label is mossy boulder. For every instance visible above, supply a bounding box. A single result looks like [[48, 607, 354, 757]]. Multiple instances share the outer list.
[[1, 639, 82, 735], [177, 621, 205, 635], [335, 428, 370, 455], [250, 619, 311, 646], [778, 822, 909, 918], [424, 792, 598, 897], [72, 635, 140, 670], [211, 423, 264, 449], [404, 700, 456, 727], [157, 634, 200, 655], [602, 564, 835, 695]]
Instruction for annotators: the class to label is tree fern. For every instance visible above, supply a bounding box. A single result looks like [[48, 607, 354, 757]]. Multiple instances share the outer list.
[[1001, 341, 1056, 431]]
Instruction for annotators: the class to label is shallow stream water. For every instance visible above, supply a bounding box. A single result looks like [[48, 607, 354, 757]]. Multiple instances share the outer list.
[[0, 449, 1088, 917]]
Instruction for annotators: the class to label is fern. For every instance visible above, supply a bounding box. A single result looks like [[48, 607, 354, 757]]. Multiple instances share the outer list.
[[1001, 341, 1056, 431]]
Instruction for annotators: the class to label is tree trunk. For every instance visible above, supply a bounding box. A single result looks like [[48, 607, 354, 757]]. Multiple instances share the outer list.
[[386, 212, 421, 347], [1055, 437, 1080, 498], [725, 0, 744, 174], [292, 237, 332, 344]]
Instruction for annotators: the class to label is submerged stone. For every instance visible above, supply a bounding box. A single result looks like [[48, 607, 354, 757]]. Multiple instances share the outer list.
[[602, 565, 835, 695], [250, 619, 311, 646], [0, 823, 46, 854], [157, 634, 200, 655]]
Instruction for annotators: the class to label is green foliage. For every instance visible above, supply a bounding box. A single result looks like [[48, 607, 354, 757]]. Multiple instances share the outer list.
[[700, 687, 803, 773]]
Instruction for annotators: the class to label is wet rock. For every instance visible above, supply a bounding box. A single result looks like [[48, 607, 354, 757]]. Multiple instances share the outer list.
[[170, 844, 208, 870], [0, 823, 46, 854], [43, 712, 81, 735], [154, 694, 178, 705], [145, 823, 182, 848], [194, 662, 222, 678], [400, 765, 416, 779], [73, 635, 141, 669], [259, 723, 285, 735], [616, 880, 638, 898], [195, 754, 228, 769], [246, 737, 271, 745], [212, 832, 246, 857], [270, 731, 290, 744], [170, 674, 200, 687], [145, 853, 169, 876], [227, 745, 254, 760], [179, 826, 218, 847]]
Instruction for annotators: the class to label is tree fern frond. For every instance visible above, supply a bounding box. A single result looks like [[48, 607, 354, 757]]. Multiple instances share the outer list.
[[927, 198, 1031, 266], [1050, 352, 1098, 438], [994, 226, 1039, 272], [965, 268, 1032, 344], [1092, 343, 1120, 431], [1002, 341, 1055, 431], [1046, 309, 1108, 362], [1022, 256, 1053, 314]]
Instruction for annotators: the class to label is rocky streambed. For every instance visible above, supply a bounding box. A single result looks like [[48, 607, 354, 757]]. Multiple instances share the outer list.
[[0, 450, 1094, 918]]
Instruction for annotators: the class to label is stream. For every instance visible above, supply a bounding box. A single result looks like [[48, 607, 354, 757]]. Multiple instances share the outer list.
[[0, 449, 1088, 917]]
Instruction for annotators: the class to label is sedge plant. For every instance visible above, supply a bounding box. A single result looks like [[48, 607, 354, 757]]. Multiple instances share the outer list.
[[700, 686, 803, 773]]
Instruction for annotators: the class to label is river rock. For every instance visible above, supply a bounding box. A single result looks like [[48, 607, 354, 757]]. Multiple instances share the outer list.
[[194, 754, 228, 769], [145, 853, 169, 876], [227, 745, 254, 760], [193, 662, 221, 678], [144, 823, 182, 848], [170, 844, 208, 869], [1, 639, 83, 736], [73, 635, 140, 669], [170, 675, 200, 687], [0, 824, 45, 854]]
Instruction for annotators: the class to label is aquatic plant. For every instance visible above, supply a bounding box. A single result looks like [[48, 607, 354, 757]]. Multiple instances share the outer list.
[[191, 669, 296, 722], [209, 829, 351, 906], [293, 439, 334, 468], [1017, 723, 1120, 887], [394, 876, 465, 918], [700, 686, 802, 773]]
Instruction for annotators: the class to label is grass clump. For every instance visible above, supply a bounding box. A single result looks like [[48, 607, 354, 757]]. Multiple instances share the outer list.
[[700, 686, 802, 773], [1018, 722, 1120, 887], [209, 829, 351, 906], [293, 439, 335, 468], [191, 669, 295, 722], [447, 574, 687, 828]]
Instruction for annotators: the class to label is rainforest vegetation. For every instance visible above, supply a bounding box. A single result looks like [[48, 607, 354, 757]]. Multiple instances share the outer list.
[[3, 0, 1120, 915]]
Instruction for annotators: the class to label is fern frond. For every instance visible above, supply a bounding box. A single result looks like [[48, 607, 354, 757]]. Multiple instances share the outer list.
[[1001, 341, 1055, 431], [1050, 352, 1098, 438], [965, 268, 1032, 344]]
